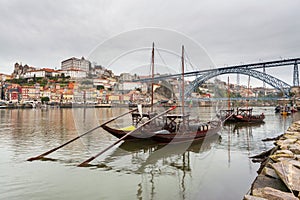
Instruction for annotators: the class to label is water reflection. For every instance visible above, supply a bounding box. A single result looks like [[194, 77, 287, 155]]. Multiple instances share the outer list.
[[2, 107, 300, 200], [96, 135, 221, 199], [112, 135, 220, 171], [224, 122, 265, 135]]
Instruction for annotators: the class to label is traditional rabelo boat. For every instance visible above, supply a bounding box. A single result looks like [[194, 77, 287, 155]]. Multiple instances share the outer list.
[[217, 108, 235, 122], [102, 44, 222, 144], [218, 76, 265, 123], [150, 45, 222, 143], [101, 111, 159, 139], [151, 114, 221, 143], [218, 107, 265, 123], [233, 107, 265, 123]]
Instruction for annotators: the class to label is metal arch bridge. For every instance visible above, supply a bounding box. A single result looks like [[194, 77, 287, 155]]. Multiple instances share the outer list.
[[134, 57, 300, 97], [185, 68, 291, 97]]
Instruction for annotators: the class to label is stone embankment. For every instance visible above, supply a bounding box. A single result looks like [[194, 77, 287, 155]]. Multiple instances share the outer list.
[[244, 121, 300, 200]]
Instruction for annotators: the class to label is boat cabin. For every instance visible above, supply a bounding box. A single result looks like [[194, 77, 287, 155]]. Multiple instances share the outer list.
[[162, 114, 190, 133], [131, 112, 157, 126], [236, 108, 253, 117]]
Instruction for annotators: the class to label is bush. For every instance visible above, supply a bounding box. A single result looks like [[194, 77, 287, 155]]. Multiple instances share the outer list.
[[41, 96, 50, 103]]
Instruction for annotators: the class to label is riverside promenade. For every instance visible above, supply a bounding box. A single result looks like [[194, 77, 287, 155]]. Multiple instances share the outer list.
[[244, 121, 300, 200]]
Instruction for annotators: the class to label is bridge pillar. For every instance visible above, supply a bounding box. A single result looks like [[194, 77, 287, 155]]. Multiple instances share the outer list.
[[293, 61, 299, 86]]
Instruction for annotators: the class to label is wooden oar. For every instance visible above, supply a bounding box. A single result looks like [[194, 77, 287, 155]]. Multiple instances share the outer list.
[[221, 112, 235, 124], [78, 106, 176, 167], [27, 108, 138, 161]]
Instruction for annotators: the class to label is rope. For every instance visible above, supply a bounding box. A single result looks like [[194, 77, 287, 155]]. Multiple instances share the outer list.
[[184, 48, 197, 72], [155, 46, 168, 67]]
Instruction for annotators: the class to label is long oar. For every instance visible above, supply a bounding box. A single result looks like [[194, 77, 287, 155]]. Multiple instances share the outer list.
[[78, 106, 176, 167], [221, 112, 235, 124], [27, 108, 138, 161]]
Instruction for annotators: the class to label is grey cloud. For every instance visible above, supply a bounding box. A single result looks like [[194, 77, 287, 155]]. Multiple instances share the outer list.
[[0, 0, 299, 85]]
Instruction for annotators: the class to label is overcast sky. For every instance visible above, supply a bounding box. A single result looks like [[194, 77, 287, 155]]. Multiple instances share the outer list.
[[0, 0, 299, 86]]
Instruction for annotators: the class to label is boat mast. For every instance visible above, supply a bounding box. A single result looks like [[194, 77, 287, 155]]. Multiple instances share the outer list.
[[246, 75, 250, 109], [227, 76, 230, 110], [181, 45, 185, 115], [151, 42, 154, 112]]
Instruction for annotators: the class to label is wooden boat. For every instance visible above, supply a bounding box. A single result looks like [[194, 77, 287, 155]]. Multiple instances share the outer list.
[[102, 45, 222, 143], [220, 75, 265, 123], [151, 46, 221, 144], [233, 108, 265, 123], [281, 111, 291, 116], [151, 114, 221, 143], [101, 111, 159, 140], [275, 105, 281, 113], [217, 108, 235, 122]]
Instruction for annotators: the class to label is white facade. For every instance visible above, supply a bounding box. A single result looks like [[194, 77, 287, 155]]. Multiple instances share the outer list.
[[0, 73, 11, 81], [59, 69, 87, 78], [93, 79, 109, 86], [24, 70, 46, 78], [24, 69, 57, 78], [61, 57, 91, 72], [118, 82, 147, 93], [119, 73, 133, 82]]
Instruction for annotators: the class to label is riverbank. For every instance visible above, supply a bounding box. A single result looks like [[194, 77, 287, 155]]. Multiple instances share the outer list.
[[244, 121, 300, 199]]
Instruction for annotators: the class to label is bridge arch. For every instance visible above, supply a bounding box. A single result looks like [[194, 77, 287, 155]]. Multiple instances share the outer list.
[[186, 68, 291, 97]]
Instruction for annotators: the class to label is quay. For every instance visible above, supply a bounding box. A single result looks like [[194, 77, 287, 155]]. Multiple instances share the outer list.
[[244, 121, 300, 199], [0, 102, 113, 109]]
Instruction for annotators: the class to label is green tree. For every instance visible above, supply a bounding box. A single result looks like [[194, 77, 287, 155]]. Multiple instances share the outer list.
[[41, 96, 50, 104], [97, 85, 104, 90]]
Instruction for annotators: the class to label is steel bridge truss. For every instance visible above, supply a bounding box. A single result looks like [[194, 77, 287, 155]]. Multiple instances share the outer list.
[[135, 57, 300, 98], [185, 68, 291, 97]]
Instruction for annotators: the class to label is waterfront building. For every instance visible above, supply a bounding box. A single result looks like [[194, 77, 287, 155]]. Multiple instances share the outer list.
[[72, 87, 99, 103], [5, 84, 22, 102], [21, 84, 40, 101], [108, 94, 122, 104], [50, 90, 61, 103], [61, 57, 91, 72], [40, 88, 51, 100], [61, 89, 74, 103], [0, 73, 12, 81]]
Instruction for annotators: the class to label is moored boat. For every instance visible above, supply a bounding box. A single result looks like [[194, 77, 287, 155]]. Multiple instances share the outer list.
[[280, 104, 292, 116], [233, 108, 265, 123], [219, 107, 265, 123], [101, 111, 159, 140], [151, 45, 221, 144], [151, 114, 221, 143], [217, 108, 235, 122]]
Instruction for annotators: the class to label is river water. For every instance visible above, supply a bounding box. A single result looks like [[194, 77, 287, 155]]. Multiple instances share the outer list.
[[0, 106, 299, 200]]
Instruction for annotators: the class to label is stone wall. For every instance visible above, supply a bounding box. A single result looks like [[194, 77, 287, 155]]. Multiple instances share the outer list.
[[244, 121, 300, 200]]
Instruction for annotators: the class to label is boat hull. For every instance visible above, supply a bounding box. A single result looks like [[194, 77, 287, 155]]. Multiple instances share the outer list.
[[152, 121, 221, 143], [233, 114, 265, 123], [101, 124, 159, 140]]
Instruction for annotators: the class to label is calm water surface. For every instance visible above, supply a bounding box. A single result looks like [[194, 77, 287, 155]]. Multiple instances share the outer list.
[[0, 107, 299, 200]]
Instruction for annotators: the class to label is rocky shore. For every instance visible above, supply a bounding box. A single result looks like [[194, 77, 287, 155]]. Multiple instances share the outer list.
[[244, 121, 300, 200]]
